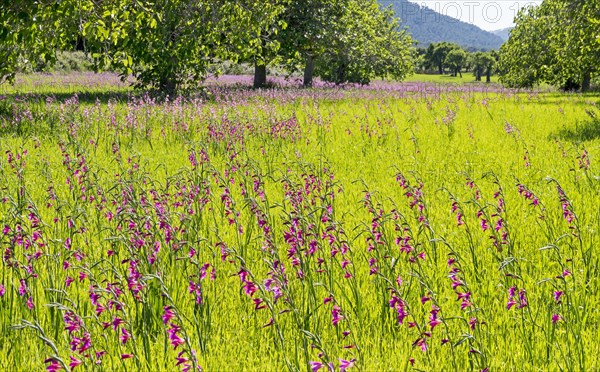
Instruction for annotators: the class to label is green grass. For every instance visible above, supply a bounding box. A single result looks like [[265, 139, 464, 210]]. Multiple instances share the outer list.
[[404, 73, 500, 84], [0, 74, 599, 371]]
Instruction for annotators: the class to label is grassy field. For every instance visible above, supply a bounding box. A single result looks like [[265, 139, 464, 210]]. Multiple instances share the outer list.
[[404, 73, 500, 84], [0, 73, 599, 371]]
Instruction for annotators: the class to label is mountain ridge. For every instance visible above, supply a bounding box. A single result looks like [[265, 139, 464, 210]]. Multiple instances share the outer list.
[[491, 27, 513, 41], [380, 0, 505, 50]]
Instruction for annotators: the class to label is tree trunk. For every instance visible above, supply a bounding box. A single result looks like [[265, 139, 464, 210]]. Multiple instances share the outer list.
[[160, 77, 176, 96], [254, 62, 267, 89], [438, 64, 443, 75], [486, 70, 491, 83], [476, 69, 481, 82], [458, 70, 462, 78], [303, 56, 315, 87], [336, 62, 347, 85], [582, 71, 591, 92]]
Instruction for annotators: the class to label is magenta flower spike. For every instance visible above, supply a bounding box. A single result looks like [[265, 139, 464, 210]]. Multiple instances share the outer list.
[[162, 306, 176, 324], [332, 305, 343, 326], [44, 358, 63, 371], [339, 358, 356, 371], [69, 356, 82, 369], [120, 328, 131, 344], [309, 361, 324, 372], [26, 296, 34, 310], [553, 291, 564, 303]]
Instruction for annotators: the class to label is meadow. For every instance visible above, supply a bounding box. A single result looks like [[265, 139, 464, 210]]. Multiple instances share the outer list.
[[0, 73, 598, 371]]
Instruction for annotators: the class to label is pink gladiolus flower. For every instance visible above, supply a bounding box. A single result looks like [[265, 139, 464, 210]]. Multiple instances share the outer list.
[[112, 317, 125, 330], [429, 317, 442, 330], [429, 307, 441, 330], [518, 289, 528, 308], [396, 276, 403, 286], [26, 296, 34, 309], [18, 279, 28, 296], [162, 306, 176, 324], [506, 299, 517, 310], [120, 328, 131, 344], [175, 351, 189, 366], [495, 219, 503, 232], [339, 358, 356, 371], [480, 219, 488, 231], [332, 305, 343, 326], [552, 314, 561, 324], [460, 298, 472, 310], [413, 337, 428, 352], [553, 291, 564, 303], [243, 281, 258, 297], [69, 356, 82, 369], [310, 361, 324, 372], [45, 358, 63, 371], [469, 317, 478, 330], [121, 354, 134, 360], [168, 324, 185, 349]]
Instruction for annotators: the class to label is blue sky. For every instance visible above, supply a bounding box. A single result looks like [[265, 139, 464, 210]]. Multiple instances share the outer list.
[[406, 0, 542, 31]]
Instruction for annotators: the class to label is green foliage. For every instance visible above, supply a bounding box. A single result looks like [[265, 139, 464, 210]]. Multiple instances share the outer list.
[[498, 0, 599, 91], [0, 1, 82, 82], [1, 0, 416, 92], [278, 0, 344, 86], [315, 0, 414, 85], [423, 42, 460, 74], [82, 1, 289, 93], [471, 52, 496, 82], [444, 48, 467, 77]]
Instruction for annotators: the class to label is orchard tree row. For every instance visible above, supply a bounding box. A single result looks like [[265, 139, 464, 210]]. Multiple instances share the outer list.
[[0, 0, 414, 92], [416, 42, 497, 82]]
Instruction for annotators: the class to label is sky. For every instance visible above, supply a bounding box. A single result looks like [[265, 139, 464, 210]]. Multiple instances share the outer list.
[[406, 0, 542, 31]]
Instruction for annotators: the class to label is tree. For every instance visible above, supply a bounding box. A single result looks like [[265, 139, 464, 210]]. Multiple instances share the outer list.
[[472, 52, 495, 82], [423, 42, 460, 74], [498, 0, 599, 91], [278, 0, 345, 87], [1, 1, 288, 93], [445, 49, 467, 77], [0, 0, 84, 83], [314, 0, 414, 85], [84, 0, 289, 93], [227, 0, 288, 89]]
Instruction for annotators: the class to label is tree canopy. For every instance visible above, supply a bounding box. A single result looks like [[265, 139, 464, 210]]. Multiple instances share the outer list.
[[314, 0, 414, 85], [0, 0, 415, 92], [498, 0, 599, 91]]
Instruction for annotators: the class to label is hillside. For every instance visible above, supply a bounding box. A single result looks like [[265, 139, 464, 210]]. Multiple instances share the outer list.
[[380, 0, 504, 50], [491, 27, 513, 41]]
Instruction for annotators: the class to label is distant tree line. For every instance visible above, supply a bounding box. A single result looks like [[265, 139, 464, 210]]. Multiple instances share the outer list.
[[415, 42, 498, 82], [0, 0, 415, 93]]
